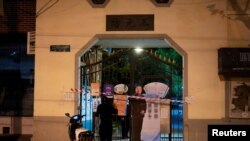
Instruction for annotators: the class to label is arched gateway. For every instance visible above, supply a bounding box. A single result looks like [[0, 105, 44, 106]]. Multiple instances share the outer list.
[[75, 34, 187, 141]]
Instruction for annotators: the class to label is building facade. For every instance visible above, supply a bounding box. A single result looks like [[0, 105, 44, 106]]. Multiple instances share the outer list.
[[33, 0, 250, 141]]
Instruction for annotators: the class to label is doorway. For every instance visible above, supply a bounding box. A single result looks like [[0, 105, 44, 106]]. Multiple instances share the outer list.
[[76, 34, 187, 141]]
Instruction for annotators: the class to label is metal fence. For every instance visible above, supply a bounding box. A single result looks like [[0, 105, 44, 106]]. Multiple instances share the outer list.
[[81, 93, 183, 141]]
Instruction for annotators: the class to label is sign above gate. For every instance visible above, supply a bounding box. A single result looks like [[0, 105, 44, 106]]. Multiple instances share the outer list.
[[106, 14, 154, 31]]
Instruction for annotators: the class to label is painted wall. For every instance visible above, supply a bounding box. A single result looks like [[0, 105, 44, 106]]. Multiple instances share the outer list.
[[34, 0, 250, 141]]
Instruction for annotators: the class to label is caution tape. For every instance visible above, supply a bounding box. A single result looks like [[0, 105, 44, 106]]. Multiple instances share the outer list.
[[114, 95, 195, 104], [69, 88, 195, 104], [70, 88, 89, 93]]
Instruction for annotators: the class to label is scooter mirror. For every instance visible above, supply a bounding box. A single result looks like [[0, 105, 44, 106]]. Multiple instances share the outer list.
[[65, 113, 71, 117]]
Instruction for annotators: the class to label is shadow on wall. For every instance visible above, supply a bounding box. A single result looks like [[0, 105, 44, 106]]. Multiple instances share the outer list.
[[206, 0, 250, 29]]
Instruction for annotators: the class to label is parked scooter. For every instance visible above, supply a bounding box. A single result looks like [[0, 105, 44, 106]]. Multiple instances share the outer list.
[[65, 113, 94, 141]]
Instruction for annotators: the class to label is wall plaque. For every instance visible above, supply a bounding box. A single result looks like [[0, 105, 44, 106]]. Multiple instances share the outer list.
[[50, 45, 70, 52], [106, 14, 154, 31]]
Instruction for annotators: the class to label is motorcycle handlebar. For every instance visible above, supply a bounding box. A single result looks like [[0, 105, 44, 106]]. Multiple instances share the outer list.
[[65, 113, 86, 118]]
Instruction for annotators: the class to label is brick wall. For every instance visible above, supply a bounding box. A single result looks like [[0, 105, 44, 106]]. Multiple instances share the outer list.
[[0, 0, 36, 33]]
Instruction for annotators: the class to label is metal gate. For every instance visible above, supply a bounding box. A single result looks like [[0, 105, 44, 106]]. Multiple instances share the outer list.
[[79, 48, 183, 141]]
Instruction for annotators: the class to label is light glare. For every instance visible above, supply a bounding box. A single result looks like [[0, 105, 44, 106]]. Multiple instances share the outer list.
[[134, 48, 143, 53]]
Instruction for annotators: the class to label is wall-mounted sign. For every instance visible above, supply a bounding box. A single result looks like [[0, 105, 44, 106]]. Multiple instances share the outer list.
[[50, 45, 70, 52], [106, 14, 154, 31], [218, 48, 250, 79]]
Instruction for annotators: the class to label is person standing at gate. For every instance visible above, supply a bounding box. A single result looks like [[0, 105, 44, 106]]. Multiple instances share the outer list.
[[129, 86, 147, 141], [95, 95, 117, 141]]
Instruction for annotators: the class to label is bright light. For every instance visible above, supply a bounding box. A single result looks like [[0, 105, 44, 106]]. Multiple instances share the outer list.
[[134, 48, 143, 53]]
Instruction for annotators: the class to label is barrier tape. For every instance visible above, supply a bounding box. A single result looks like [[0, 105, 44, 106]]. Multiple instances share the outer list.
[[69, 88, 195, 104]]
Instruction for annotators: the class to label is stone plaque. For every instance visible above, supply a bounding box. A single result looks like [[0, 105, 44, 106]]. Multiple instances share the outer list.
[[50, 45, 70, 52], [106, 14, 154, 31]]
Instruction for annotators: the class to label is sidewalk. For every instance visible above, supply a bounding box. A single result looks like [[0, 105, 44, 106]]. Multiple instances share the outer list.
[[0, 134, 32, 141]]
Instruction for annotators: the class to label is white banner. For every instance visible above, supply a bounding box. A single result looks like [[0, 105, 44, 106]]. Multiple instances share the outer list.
[[140, 99, 170, 141], [141, 100, 161, 141]]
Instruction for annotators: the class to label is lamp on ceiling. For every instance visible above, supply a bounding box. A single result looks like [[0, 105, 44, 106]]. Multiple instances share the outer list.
[[91, 0, 105, 4], [151, 0, 173, 7], [87, 0, 110, 8], [134, 48, 143, 54], [155, 0, 170, 3]]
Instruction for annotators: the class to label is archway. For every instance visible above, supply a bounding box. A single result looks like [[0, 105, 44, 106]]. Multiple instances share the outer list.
[[75, 34, 187, 141]]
